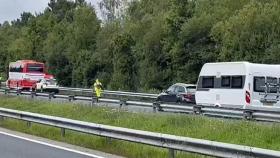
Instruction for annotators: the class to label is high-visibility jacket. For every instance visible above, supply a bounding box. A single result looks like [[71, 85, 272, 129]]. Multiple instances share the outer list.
[[93, 80, 102, 97]]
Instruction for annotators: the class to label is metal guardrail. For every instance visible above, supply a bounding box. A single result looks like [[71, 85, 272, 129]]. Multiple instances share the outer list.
[[57, 87, 280, 122], [58, 87, 158, 99], [1, 88, 280, 123], [0, 107, 279, 158], [0, 88, 154, 108]]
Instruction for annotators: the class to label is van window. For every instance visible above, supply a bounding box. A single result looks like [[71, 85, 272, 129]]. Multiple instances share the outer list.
[[202, 77, 214, 88], [231, 76, 243, 88], [9, 65, 23, 72], [267, 77, 277, 93], [254, 77, 265, 92], [221, 76, 231, 88]]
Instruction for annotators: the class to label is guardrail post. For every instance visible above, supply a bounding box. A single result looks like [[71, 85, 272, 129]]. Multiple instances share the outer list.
[[4, 89, 8, 95], [169, 149, 176, 158], [106, 137, 112, 144], [31, 91, 36, 99], [61, 128, 65, 137], [243, 110, 253, 120], [16, 89, 21, 96], [119, 100, 126, 109], [91, 97, 95, 107], [68, 95, 75, 102], [48, 93, 54, 101], [153, 102, 160, 113], [193, 105, 202, 114], [27, 121, 31, 128]]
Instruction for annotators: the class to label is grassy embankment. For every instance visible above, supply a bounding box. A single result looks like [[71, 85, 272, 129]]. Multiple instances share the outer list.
[[0, 95, 279, 157]]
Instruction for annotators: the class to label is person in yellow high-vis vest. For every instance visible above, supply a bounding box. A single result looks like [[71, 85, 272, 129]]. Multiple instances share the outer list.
[[93, 79, 102, 101]]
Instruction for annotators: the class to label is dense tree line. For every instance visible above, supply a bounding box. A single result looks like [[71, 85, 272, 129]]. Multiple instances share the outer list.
[[1, 0, 280, 91]]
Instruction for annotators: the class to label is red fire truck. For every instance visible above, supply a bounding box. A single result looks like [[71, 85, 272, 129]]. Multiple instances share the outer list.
[[7, 60, 54, 90]]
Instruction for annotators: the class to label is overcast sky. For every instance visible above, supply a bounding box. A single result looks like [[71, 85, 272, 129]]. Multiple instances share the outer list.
[[0, 0, 101, 23]]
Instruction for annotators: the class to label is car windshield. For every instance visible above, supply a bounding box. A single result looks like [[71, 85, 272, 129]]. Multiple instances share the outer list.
[[167, 86, 175, 92], [186, 86, 196, 93], [46, 79, 57, 85]]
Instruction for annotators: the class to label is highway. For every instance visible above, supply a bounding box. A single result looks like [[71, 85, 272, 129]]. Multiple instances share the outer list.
[[0, 128, 123, 158]]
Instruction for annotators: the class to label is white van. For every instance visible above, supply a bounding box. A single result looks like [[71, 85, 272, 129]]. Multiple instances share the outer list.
[[195, 62, 280, 108]]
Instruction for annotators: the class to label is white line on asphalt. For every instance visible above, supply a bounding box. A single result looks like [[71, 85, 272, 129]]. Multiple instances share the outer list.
[[0, 131, 104, 158]]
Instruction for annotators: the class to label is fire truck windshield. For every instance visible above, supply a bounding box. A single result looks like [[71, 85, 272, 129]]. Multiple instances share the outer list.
[[27, 64, 44, 73]]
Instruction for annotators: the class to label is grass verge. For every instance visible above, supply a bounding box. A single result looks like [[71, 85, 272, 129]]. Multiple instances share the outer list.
[[0, 95, 279, 157]]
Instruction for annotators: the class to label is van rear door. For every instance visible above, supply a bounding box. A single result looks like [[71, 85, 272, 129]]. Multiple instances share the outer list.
[[252, 76, 278, 106]]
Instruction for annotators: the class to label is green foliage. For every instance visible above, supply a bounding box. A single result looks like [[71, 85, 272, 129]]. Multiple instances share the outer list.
[[110, 33, 136, 90], [1, 0, 280, 91], [211, 0, 280, 63]]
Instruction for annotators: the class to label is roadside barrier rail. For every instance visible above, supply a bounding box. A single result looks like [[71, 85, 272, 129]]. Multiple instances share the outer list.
[[0, 107, 279, 158], [1, 88, 280, 123], [58, 87, 158, 99]]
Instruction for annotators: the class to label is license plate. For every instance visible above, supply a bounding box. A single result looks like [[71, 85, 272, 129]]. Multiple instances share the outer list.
[[264, 103, 273, 106]]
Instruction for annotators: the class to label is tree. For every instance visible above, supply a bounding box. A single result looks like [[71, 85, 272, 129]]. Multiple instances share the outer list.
[[99, 0, 129, 22], [211, 0, 280, 63], [94, 21, 121, 88], [67, 5, 100, 87], [110, 34, 136, 90], [12, 12, 34, 26], [2, 0, 280, 92]]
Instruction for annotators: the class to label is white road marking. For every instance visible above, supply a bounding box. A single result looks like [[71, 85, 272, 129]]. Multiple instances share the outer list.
[[0, 131, 104, 158]]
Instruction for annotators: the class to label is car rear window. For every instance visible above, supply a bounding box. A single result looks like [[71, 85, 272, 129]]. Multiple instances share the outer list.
[[46, 79, 57, 85], [186, 86, 196, 93]]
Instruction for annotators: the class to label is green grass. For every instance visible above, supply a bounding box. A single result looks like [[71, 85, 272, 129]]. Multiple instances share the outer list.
[[0, 95, 279, 157]]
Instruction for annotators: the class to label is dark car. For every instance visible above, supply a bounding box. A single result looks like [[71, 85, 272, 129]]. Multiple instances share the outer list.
[[156, 83, 196, 104]]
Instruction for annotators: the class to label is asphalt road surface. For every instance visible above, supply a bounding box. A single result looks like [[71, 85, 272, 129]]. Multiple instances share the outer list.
[[0, 130, 109, 158]]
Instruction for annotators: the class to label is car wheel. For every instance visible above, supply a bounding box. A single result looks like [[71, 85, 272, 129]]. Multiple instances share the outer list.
[[176, 100, 182, 104], [176, 97, 183, 104]]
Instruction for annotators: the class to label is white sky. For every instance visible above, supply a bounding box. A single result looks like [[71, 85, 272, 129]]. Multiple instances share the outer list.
[[0, 0, 102, 23]]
